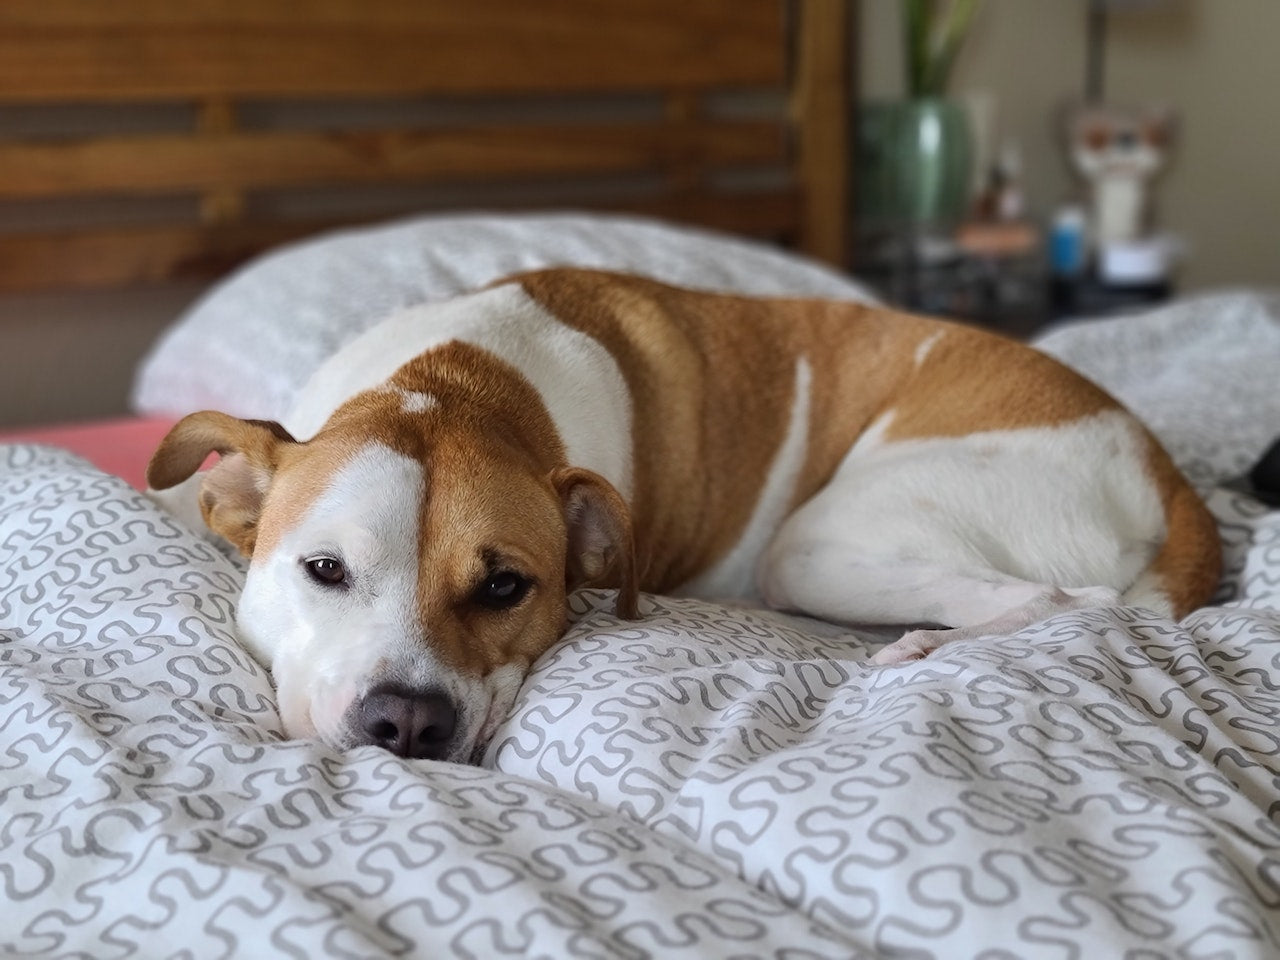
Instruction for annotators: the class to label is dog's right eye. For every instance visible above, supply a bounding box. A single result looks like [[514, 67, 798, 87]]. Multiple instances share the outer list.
[[304, 556, 347, 587]]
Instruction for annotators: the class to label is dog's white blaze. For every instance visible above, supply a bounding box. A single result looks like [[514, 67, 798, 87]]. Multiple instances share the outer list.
[[287, 283, 634, 499], [679, 357, 812, 600], [237, 444, 442, 744]]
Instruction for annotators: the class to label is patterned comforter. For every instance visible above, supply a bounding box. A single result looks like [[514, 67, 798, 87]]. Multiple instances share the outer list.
[[3, 294, 1279, 959]]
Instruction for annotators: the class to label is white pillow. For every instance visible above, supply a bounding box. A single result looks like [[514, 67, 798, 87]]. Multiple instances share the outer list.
[[132, 212, 876, 420]]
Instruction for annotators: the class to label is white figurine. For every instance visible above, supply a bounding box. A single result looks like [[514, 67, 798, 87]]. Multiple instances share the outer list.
[[1067, 103, 1174, 246]]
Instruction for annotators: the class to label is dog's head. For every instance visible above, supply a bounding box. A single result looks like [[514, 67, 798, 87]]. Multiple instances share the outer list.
[[148, 395, 637, 764]]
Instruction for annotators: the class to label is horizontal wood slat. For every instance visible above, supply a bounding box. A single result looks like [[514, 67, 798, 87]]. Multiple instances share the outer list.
[[0, 1, 850, 290], [0, 223, 310, 291], [0, 122, 787, 198], [0, 0, 783, 100], [0, 0, 771, 29], [0, 191, 800, 292]]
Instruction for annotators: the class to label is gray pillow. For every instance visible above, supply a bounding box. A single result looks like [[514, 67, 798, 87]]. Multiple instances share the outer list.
[[1034, 290, 1280, 486], [132, 212, 876, 421]]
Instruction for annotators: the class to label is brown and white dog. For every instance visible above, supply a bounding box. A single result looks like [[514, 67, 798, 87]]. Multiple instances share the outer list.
[[147, 269, 1221, 763]]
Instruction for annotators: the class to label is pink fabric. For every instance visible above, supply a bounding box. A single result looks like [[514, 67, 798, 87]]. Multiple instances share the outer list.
[[0, 416, 176, 490]]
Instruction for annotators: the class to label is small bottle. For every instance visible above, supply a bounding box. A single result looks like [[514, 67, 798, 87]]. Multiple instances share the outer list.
[[994, 141, 1025, 222], [1049, 204, 1087, 278]]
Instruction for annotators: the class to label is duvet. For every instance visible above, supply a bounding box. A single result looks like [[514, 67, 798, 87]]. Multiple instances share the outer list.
[[3, 293, 1279, 959]]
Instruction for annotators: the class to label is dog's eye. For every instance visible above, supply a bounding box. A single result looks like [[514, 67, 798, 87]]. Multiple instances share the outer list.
[[474, 570, 531, 610], [304, 556, 347, 587]]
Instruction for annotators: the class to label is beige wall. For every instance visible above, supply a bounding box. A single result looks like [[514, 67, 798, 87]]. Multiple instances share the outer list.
[[857, 0, 1280, 291], [0, 285, 204, 428]]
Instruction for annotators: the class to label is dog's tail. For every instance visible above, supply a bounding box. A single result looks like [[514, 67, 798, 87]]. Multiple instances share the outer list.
[[1123, 444, 1221, 619]]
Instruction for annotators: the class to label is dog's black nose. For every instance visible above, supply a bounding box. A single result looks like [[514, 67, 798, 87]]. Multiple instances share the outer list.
[[357, 686, 457, 760]]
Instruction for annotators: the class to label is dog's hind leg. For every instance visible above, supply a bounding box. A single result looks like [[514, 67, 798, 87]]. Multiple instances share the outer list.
[[868, 583, 1120, 665], [755, 418, 1165, 663], [756, 536, 1121, 665]]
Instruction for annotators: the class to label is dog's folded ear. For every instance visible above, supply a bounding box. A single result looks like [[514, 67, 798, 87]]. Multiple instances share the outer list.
[[147, 411, 296, 556], [552, 467, 639, 620]]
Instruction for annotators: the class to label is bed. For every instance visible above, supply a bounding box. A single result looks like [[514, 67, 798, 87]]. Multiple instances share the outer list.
[[4, 3, 1280, 958]]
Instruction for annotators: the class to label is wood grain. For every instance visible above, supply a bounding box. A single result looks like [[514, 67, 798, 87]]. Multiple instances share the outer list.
[[0, 192, 800, 292], [0, 122, 786, 197], [0, 0, 850, 290], [792, 0, 850, 265], [0, 0, 784, 100]]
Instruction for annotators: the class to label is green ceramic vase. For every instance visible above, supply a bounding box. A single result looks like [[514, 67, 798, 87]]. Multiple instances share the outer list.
[[857, 98, 973, 229]]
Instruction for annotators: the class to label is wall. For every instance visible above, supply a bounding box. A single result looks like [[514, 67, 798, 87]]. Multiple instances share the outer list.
[[0, 284, 204, 427], [857, 0, 1280, 291]]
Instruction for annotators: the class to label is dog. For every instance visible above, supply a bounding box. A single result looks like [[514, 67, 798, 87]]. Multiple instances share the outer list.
[[148, 268, 1221, 763]]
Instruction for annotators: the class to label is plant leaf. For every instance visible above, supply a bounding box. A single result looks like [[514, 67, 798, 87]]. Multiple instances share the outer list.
[[903, 0, 934, 98], [924, 0, 982, 96]]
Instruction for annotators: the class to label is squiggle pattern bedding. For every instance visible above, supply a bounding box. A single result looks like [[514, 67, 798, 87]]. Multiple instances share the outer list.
[[4, 299, 1280, 958], [3, 453, 1278, 958]]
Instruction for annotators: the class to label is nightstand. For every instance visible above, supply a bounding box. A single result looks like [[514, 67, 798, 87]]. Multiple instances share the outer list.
[[852, 222, 1174, 336], [853, 222, 1051, 337]]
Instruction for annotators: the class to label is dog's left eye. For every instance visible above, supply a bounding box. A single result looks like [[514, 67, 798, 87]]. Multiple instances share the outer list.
[[474, 570, 531, 610], [304, 556, 347, 587]]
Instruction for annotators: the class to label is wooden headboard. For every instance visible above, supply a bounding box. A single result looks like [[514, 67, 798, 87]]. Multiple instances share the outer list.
[[0, 0, 849, 293]]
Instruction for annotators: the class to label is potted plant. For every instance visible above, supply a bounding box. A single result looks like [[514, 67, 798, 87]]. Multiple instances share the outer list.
[[859, 0, 983, 230]]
